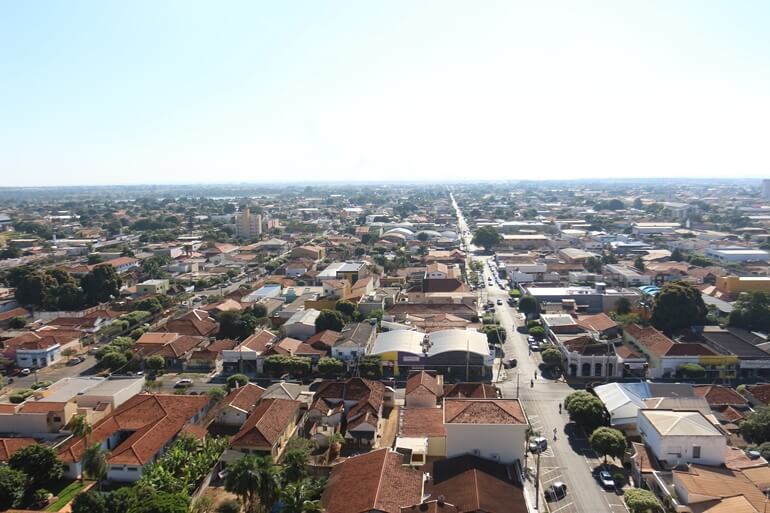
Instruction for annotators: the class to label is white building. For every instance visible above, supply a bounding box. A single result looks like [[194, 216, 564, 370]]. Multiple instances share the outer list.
[[638, 409, 725, 467], [443, 398, 528, 464], [705, 247, 770, 264], [283, 309, 320, 341]]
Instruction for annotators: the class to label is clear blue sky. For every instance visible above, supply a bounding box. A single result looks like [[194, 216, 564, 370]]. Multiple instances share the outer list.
[[1, 1, 769, 186]]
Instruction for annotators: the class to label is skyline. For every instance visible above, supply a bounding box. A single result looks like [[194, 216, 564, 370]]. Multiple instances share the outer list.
[[2, 1, 770, 186]]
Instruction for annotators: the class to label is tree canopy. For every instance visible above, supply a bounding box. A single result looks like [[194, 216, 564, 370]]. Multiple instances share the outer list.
[[623, 488, 661, 513], [564, 391, 608, 432], [541, 347, 562, 369], [472, 227, 502, 252], [8, 444, 63, 487], [81, 264, 123, 305], [315, 309, 345, 333], [740, 407, 770, 444], [729, 292, 770, 333], [518, 295, 539, 317], [589, 427, 627, 463], [651, 281, 706, 334], [224, 455, 281, 513]]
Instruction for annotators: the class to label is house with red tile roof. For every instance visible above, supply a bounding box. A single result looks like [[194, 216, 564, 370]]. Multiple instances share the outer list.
[[221, 329, 278, 375], [322, 449, 424, 513], [307, 378, 386, 447], [225, 398, 301, 461], [216, 383, 265, 427], [0, 438, 36, 461], [624, 324, 719, 379], [405, 371, 443, 408], [443, 398, 528, 464], [58, 394, 208, 482], [164, 309, 218, 337]]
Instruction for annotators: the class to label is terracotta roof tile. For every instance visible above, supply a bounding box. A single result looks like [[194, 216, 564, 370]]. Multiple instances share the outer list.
[[0, 438, 36, 461], [406, 371, 440, 398], [229, 398, 300, 450], [444, 399, 526, 425], [693, 385, 748, 407], [401, 408, 446, 437], [322, 449, 424, 513], [223, 383, 265, 413], [427, 468, 526, 513]]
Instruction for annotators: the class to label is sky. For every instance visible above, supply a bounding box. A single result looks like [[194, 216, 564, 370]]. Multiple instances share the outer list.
[[1, 1, 769, 186]]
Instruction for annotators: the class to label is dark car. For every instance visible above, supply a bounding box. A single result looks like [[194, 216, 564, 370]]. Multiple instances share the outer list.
[[545, 482, 567, 501], [503, 358, 517, 369]]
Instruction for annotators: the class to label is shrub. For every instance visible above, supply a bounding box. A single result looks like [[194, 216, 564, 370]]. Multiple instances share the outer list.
[[217, 499, 241, 513], [9, 389, 33, 403], [31, 380, 52, 390], [623, 488, 661, 513]]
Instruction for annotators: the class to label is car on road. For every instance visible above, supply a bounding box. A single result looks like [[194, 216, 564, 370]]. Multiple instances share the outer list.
[[503, 358, 517, 369], [529, 342, 541, 352], [529, 436, 548, 453], [67, 356, 84, 365], [598, 470, 615, 489], [496, 299, 503, 305], [174, 379, 194, 388], [20, 368, 31, 376], [545, 482, 567, 501]]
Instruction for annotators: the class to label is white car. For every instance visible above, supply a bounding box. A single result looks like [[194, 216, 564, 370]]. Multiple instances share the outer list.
[[598, 470, 615, 489], [174, 379, 193, 388], [20, 368, 31, 376]]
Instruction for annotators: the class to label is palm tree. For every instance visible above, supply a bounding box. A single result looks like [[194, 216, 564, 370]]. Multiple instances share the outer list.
[[81, 443, 108, 490], [70, 415, 92, 482], [281, 448, 309, 485], [280, 480, 322, 513], [224, 455, 280, 513]]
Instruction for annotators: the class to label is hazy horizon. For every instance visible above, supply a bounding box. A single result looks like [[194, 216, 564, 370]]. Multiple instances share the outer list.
[[2, 1, 769, 186]]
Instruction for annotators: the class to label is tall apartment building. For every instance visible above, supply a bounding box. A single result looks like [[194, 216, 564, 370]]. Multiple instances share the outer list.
[[762, 179, 770, 200], [235, 208, 262, 239]]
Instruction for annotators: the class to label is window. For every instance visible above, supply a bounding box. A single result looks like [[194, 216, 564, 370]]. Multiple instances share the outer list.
[[53, 416, 62, 422], [692, 446, 701, 459]]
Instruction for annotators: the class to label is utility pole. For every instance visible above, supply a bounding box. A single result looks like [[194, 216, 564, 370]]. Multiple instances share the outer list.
[[535, 449, 542, 510]]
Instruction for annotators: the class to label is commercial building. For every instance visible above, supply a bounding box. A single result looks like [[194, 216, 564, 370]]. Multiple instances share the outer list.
[[235, 208, 262, 239]]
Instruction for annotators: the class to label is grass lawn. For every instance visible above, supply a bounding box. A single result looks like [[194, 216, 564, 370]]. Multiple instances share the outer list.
[[46, 480, 90, 512]]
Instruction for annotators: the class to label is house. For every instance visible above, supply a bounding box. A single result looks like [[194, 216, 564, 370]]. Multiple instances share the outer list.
[[0, 307, 30, 329], [306, 329, 340, 352], [331, 322, 376, 365], [0, 438, 36, 461], [405, 371, 442, 408], [623, 324, 729, 380], [660, 464, 770, 513], [396, 407, 446, 464], [216, 383, 266, 426], [593, 382, 699, 435], [307, 378, 386, 446], [443, 383, 499, 399], [317, 261, 369, 283], [0, 401, 73, 435], [165, 309, 218, 337], [321, 449, 424, 513], [265, 337, 326, 362], [225, 398, 302, 461], [638, 409, 726, 467], [14, 336, 62, 369], [221, 330, 278, 375], [136, 279, 170, 295], [134, 332, 208, 370], [443, 398, 528, 464], [283, 309, 320, 341], [58, 394, 209, 482], [291, 244, 325, 261], [406, 459, 528, 513]]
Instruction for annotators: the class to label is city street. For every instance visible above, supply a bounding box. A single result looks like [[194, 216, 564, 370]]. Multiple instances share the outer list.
[[454, 199, 625, 513]]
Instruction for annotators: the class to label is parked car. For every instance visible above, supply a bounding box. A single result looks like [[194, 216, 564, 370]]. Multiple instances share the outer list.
[[545, 482, 568, 501], [503, 358, 517, 369], [496, 299, 503, 305], [20, 368, 31, 376], [529, 436, 548, 453], [598, 470, 615, 489], [527, 335, 536, 343], [67, 356, 84, 366], [174, 379, 193, 388], [529, 342, 541, 352]]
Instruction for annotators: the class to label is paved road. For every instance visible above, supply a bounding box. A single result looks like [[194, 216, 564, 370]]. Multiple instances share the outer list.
[[454, 201, 625, 513]]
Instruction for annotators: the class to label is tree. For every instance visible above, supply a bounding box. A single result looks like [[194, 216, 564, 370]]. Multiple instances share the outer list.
[[670, 248, 684, 261], [8, 316, 27, 329], [280, 479, 322, 513], [623, 488, 661, 513], [100, 351, 128, 372], [615, 297, 632, 315], [740, 407, 770, 443], [729, 292, 770, 332], [518, 295, 539, 318], [224, 455, 281, 513], [191, 496, 215, 513], [334, 300, 356, 319], [541, 347, 562, 369], [480, 325, 506, 345], [358, 355, 381, 378], [281, 447, 310, 484], [589, 427, 627, 464], [62, 347, 77, 361], [0, 465, 26, 510], [135, 297, 163, 314], [72, 490, 107, 513], [81, 265, 122, 305], [677, 363, 705, 379], [315, 309, 344, 333], [651, 281, 707, 334], [130, 492, 189, 513], [217, 499, 241, 513], [564, 391, 608, 432], [326, 433, 345, 463], [528, 326, 545, 340], [227, 374, 249, 390], [8, 444, 63, 487], [82, 443, 109, 485], [250, 303, 268, 319], [144, 355, 166, 372], [472, 227, 502, 252], [584, 256, 603, 274], [317, 357, 344, 377], [70, 414, 93, 458], [219, 311, 258, 341], [633, 255, 646, 272]]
